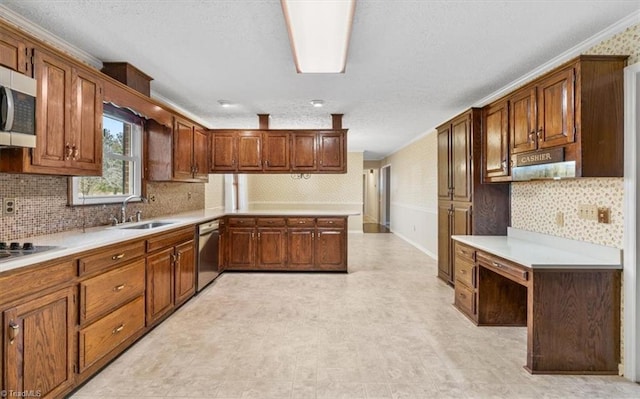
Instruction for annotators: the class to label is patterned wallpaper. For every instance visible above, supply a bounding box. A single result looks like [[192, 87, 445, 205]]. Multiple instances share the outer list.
[[204, 173, 225, 210], [247, 152, 364, 231], [382, 132, 438, 211], [510, 22, 639, 249], [0, 173, 204, 241]]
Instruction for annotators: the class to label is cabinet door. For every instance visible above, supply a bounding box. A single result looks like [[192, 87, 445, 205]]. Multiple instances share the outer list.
[[287, 229, 315, 270], [291, 132, 317, 171], [173, 118, 195, 180], [437, 202, 453, 284], [452, 203, 472, 237], [315, 229, 346, 271], [437, 126, 451, 200], [227, 227, 255, 269], [210, 131, 236, 172], [192, 127, 209, 181], [237, 131, 263, 171], [256, 228, 287, 269], [32, 50, 71, 169], [483, 100, 510, 181], [509, 86, 537, 154], [70, 68, 103, 174], [318, 131, 344, 171], [451, 115, 472, 202], [537, 67, 575, 148], [0, 30, 32, 76], [263, 132, 290, 171], [146, 247, 175, 325], [174, 240, 196, 307], [4, 286, 75, 399]]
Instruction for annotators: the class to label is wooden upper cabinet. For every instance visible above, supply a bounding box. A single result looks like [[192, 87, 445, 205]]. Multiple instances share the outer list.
[[537, 66, 575, 148], [146, 119, 173, 181], [70, 67, 103, 174], [451, 114, 472, 203], [192, 127, 209, 180], [0, 29, 33, 76], [483, 99, 510, 182], [318, 131, 345, 171], [237, 131, 263, 171], [291, 131, 317, 171], [263, 131, 290, 171], [437, 125, 451, 200], [173, 118, 195, 180], [509, 86, 537, 154], [209, 131, 236, 172]]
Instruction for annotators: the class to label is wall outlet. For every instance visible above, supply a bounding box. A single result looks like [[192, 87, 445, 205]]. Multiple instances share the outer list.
[[3, 198, 16, 216], [578, 204, 598, 221]]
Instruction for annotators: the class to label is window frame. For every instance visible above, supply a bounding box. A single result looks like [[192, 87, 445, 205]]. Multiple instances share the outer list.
[[69, 104, 144, 206]]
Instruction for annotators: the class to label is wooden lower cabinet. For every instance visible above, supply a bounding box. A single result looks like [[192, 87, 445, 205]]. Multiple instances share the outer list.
[[223, 216, 348, 272], [3, 286, 75, 399], [145, 231, 196, 325]]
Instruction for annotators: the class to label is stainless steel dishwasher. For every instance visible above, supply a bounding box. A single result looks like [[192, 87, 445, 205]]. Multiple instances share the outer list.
[[197, 219, 220, 291]]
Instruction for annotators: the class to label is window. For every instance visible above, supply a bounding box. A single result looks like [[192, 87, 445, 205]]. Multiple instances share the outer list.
[[69, 105, 143, 205]]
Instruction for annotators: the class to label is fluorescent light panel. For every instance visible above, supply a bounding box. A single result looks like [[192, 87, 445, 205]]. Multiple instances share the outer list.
[[281, 0, 356, 73]]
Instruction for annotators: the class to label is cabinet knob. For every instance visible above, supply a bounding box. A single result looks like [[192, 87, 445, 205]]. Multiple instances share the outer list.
[[8, 322, 19, 344]]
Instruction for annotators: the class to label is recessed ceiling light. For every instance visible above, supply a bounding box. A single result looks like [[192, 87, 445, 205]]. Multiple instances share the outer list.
[[310, 100, 324, 107], [218, 100, 232, 108], [281, 0, 356, 73]]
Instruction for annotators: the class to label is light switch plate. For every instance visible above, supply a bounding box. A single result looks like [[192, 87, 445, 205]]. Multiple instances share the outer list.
[[598, 207, 611, 224]]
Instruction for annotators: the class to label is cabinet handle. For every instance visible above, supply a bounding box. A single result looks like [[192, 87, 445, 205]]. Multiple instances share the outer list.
[[265, 160, 269, 167], [177, 251, 182, 262], [502, 160, 507, 170], [65, 143, 72, 160], [528, 131, 535, 143], [72, 145, 79, 160], [111, 253, 125, 260], [537, 129, 543, 140], [252, 232, 255, 239], [258, 232, 261, 239], [312, 232, 315, 239], [510, 159, 515, 168], [298, 221, 304, 224], [170, 253, 177, 263], [113, 284, 126, 292], [8, 322, 19, 344], [112, 324, 125, 334]]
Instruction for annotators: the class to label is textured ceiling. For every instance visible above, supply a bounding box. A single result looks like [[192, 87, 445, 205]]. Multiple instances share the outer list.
[[2, 1, 639, 160]]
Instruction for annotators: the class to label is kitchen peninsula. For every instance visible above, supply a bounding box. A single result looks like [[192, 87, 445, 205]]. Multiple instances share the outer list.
[[452, 228, 621, 374]]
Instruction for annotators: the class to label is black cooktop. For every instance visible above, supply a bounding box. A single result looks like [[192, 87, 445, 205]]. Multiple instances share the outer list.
[[0, 242, 60, 263]]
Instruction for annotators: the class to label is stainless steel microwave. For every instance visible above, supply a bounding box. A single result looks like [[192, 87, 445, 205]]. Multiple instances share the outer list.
[[0, 65, 37, 148]]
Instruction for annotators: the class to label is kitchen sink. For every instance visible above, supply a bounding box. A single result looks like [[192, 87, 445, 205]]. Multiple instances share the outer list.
[[119, 221, 176, 230]]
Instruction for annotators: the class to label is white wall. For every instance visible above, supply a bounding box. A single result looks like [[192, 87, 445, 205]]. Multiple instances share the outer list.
[[382, 131, 438, 258]]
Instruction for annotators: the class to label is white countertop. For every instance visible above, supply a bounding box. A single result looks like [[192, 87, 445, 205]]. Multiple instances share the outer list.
[[452, 227, 622, 270], [1, 208, 359, 273]]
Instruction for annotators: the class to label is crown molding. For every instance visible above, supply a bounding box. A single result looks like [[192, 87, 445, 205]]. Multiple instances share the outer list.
[[472, 10, 640, 107], [0, 5, 103, 69]]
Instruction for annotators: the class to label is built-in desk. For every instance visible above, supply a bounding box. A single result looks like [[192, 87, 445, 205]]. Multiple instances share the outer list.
[[452, 228, 622, 375]]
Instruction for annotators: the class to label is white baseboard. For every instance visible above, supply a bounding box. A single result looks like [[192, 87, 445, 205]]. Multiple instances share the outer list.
[[391, 230, 437, 260], [349, 229, 364, 234]]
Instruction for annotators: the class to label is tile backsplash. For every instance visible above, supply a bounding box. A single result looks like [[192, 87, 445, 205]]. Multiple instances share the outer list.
[[0, 173, 204, 241]]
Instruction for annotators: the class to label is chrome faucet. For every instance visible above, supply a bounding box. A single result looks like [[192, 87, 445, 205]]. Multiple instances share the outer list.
[[121, 195, 146, 223]]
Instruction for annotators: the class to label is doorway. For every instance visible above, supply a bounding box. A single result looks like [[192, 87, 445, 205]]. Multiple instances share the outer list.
[[380, 165, 391, 229]]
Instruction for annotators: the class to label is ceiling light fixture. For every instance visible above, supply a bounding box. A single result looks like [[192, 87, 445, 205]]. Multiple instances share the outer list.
[[281, 0, 356, 73], [310, 99, 324, 108], [218, 100, 232, 108]]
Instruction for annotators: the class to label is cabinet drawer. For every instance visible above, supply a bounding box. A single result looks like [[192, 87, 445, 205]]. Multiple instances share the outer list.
[[79, 240, 145, 276], [80, 259, 145, 325], [78, 295, 145, 372], [316, 218, 345, 228], [227, 217, 256, 227], [454, 242, 476, 262], [455, 258, 475, 288], [477, 252, 529, 285], [0, 259, 76, 306], [287, 217, 315, 227], [454, 283, 475, 317], [257, 217, 286, 227], [146, 227, 194, 253]]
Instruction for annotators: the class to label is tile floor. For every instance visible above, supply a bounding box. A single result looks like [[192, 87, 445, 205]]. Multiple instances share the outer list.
[[70, 233, 640, 398]]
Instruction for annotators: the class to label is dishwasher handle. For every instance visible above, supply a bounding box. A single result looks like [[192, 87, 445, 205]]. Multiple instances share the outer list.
[[199, 221, 220, 235]]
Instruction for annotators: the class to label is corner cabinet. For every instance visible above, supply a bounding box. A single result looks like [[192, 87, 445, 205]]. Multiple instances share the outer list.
[[437, 109, 509, 285], [209, 129, 347, 174], [0, 49, 103, 176], [147, 118, 209, 182]]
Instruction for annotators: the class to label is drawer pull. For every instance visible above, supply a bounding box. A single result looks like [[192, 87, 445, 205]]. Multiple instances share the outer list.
[[328, 221, 334, 224], [112, 253, 125, 260], [459, 292, 466, 299], [113, 284, 126, 292], [493, 262, 502, 269], [460, 269, 466, 274], [298, 221, 305, 224], [8, 322, 19, 344], [112, 324, 125, 334]]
